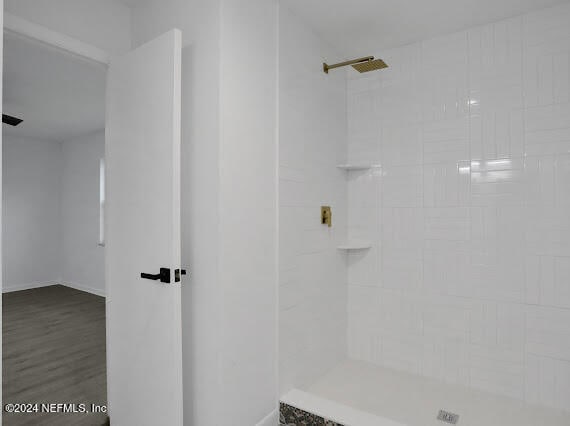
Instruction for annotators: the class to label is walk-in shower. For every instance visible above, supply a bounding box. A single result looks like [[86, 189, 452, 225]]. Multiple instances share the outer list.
[[279, 1, 570, 425]]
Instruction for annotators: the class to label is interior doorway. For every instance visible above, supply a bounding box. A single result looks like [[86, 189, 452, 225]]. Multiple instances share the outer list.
[[2, 29, 108, 425], [1, 4, 184, 424]]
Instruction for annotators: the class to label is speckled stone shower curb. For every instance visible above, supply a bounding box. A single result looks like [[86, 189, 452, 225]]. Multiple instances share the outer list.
[[279, 402, 345, 426]]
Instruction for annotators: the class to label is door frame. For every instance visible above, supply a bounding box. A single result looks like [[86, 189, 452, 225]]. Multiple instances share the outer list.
[[2, 16, 185, 425], [4, 12, 111, 66], [1, 13, 111, 424]]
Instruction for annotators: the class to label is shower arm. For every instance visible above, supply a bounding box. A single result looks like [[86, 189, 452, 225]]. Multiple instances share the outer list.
[[323, 56, 374, 73]]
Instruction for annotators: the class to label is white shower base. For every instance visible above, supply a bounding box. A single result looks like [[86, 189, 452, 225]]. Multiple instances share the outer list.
[[283, 360, 570, 426]]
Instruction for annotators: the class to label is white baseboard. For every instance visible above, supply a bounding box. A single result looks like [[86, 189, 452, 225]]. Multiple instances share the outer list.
[[256, 408, 278, 426], [61, 281, 106, 298], [2, 280, 60, 293], [2, 280, 106, 297]]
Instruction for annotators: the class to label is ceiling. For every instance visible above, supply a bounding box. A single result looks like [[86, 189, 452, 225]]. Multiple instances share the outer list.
[[4, 0, 567, 143], [283, 0, 570, 56], [118, 0, 148, 7], [3, 32, 106, 142]]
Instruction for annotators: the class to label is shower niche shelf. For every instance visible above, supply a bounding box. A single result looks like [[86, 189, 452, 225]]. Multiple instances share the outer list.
[[337, 242, 372, 251], [336, 164, 377, 171]]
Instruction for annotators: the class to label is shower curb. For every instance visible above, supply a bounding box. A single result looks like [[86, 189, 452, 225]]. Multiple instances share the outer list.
[[280, 402, 345, 426]]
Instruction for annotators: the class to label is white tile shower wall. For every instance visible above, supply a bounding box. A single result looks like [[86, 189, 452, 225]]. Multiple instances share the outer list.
[[346, 3, 570, 412], [279, 7, 348, 395]]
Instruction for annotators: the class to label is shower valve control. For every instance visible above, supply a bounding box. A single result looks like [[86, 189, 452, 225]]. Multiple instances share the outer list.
[[321, 206, 332, 227]]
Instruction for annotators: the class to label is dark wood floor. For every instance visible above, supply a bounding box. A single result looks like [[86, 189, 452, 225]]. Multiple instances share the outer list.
[[3, 285, 107, 425]]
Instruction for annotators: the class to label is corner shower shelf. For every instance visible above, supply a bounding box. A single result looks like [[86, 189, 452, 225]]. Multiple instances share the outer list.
[[337, 242, 372, 251], [336, 164, 377, 171]]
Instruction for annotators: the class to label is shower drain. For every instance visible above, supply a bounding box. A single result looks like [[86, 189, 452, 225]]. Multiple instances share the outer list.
[[437, 409, 460, 424]]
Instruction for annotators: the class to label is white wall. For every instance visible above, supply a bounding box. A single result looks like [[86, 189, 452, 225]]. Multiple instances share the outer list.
[[218, 0, 278, 423], [132, 0, 279, 424], [346, 2, 570, 412], [2, 135, 62, 291], [61, 130, 105, 296], [278, 6, 348, 395], [4, 0, 131, 55], [2, 132, 104, 295], [2, 0, 116, 300]]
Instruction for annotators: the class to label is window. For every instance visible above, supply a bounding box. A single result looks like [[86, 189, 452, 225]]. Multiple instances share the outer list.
[[99, 158, 105, 246]]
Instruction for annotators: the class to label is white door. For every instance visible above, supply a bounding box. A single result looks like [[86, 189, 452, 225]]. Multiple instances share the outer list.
[[105, 29, 182, 426]]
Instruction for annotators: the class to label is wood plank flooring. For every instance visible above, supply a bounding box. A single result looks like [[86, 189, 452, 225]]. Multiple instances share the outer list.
[[3, 285, 107, 425]]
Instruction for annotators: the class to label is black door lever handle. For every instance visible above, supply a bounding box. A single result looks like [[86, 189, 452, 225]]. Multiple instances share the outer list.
[[141, 268, 171, 283], [140, 268, 188, 284]]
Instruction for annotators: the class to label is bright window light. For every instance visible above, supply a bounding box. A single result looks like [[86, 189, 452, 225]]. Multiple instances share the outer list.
[[99, 158, 106, 246]]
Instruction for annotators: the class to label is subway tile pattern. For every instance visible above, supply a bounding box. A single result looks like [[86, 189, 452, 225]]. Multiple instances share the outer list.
[[346, 3, 570, 412]]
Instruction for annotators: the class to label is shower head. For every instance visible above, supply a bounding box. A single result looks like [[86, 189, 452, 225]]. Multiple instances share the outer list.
[[352, 58, 388, 73], [323, 56, 388, 74]]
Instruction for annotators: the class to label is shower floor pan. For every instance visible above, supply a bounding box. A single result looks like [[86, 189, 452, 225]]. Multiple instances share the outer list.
[[281, 360, 570, 426]]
